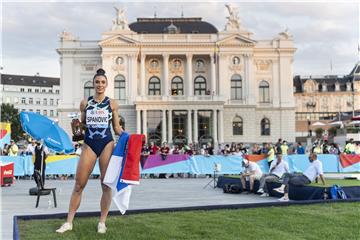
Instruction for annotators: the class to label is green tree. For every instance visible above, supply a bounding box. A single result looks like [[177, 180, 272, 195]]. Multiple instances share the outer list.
[[1, 103, 23, 141], [314, 128, 324, 138]]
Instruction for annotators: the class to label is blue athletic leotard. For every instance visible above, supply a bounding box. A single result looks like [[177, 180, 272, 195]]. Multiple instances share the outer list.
[[84, 96, 113, 157]]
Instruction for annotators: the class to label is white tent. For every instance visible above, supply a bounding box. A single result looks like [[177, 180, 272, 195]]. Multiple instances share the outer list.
[[311, 121, 326, 126]]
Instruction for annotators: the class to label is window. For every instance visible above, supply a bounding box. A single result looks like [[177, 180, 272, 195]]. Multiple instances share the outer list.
[[56, 90, 60, 94], [232, 56, 240, 65], [232, 116, 243, 135], [43, 110, 47, 116], [147, 110, 163, 145], [148, 77, 161, 95], [28, 88, 32, 93], [50, 99, 54, 105], [21, 98, 26, 104], [198, 110, 213, 142], [50, 110, 54, 117], [49, 89, 53, 93], [171, 76, 184, 95], [194, 76, 207, 95], [114, 75, 126, 100], [172, 111, 187, 142], [42, 89, 46, 93], [35, 89, 39, 93], [36, 98, 40, 104], [29, 109, 33, 112], [231, 74, 242, 100], [36, 109, 41, 114], [29, 98, 33, 104], [261, 118, 270, 136], [84, 81, 94, 99], [43, 98, 47, 106], [20, 88, 25, 92], [259, 80, 270, 103]]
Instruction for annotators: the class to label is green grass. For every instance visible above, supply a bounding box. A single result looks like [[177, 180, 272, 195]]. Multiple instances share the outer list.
[[18, 202, 360, 240], [310, 179, 360, 187]]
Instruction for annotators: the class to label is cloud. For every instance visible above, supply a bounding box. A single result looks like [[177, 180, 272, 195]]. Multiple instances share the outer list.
[[2, 2, 359, 77]]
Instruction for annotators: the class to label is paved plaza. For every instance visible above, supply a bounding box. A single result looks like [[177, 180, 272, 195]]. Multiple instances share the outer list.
[[1, 178, 277, 239]]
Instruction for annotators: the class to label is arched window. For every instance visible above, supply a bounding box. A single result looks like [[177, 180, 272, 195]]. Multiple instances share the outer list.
[[261, 118, 270, 136], [84, 81, 94, 99], [148, 76, 161, 95], [119, 115, 125, 130], [171, 76, 184, 95], [231, 74, 242, 100], [194, 76, 207, 95], [232, 116, 243, 135], [259, 80, 270, 103], [114, 75, 126, 100]]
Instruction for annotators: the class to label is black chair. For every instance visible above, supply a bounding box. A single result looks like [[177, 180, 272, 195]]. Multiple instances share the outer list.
[[34, 170, 57, 208]]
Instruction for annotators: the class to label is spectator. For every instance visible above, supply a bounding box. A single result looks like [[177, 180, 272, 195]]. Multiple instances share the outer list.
[[206, 142, 214, 156], [322, 140, 329, 154], [8, 140, 19, 156], [260, 143, 269, 154], [240, 159, 263, 193], [2, 144, 9, 156], [344, 138, 356, 154], [172, 145, 180, 154], [184, 143, 194, 155], [257, 153, 289, 197], [313, 143, 322, 154], [233, 148, 243, 156], [275, 138, 282, 154], [280, 141, 288, 156], [223, 144, 231, 155], [296, 142, 305, 154], [267, 144, 275, 167], [329, 143, 339, 155], [251, 143, 261, 155], [274, 153, 326, 201], [25, 140, 36, 155], [230, 142, 236, 153], [238, 143, 248, 155], [160, 142, 170, 160], [355, 142, 360, 154], [149, 142, 159, 155]]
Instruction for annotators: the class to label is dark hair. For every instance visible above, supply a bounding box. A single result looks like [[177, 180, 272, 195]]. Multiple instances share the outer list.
[[93, 68, 107, 81]]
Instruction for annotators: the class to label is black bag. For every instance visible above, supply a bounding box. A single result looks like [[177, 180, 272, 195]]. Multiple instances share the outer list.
[[223, 184, 242, 194]]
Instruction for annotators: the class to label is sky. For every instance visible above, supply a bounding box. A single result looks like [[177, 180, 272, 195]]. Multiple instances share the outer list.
[[2, 1, 359, 78]]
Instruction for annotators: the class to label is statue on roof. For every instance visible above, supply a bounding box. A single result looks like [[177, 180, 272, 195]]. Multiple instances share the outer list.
[[224, 4, 241, 31], [112, 7, 130, 31], [59, 30, 76, 41]]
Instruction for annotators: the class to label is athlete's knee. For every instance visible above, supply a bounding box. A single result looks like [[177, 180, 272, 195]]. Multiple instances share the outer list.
[[101, 182, 111, 191], [73, 181, 86, 193]]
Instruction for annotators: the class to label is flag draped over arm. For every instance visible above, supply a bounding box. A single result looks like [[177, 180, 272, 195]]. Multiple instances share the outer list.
[[103, 132, 144, 214]]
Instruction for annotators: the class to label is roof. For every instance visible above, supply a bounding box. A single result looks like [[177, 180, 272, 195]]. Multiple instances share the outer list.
[[1, 74, 60, 87], [129, 17, 218, 34]]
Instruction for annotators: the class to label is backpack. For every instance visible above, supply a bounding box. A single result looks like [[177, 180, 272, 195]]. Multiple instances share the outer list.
[[223, 184, 242, 194], [330, 185, 347, 199]]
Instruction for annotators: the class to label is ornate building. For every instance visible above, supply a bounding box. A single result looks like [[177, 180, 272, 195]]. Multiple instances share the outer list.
[[294, 63, 360, 137], [57, 5, 296, 145]]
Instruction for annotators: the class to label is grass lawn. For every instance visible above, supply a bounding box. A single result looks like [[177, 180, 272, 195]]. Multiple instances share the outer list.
[[310, 179, 360, 187], [18, 202, 360, 240]]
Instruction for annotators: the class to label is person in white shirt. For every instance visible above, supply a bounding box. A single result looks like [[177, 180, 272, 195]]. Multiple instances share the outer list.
[[257, 153, 289, 197], [274, 153, 326, 201], [26, 140, 36, 155], [240, 159, 263, 193]]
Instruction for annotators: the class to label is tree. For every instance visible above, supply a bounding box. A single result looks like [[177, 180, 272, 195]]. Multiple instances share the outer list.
[[328, 126, 337, 137], [1, 103, 24, 141], [314, 128, 324, 138]]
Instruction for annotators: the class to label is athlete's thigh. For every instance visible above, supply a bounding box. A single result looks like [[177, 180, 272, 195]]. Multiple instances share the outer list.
[[75, 144, 98, 185], [98, 141, 115, 179]]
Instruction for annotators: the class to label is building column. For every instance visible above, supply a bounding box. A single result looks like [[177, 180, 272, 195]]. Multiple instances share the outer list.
[[142, 110, 147, 140], [210, 54, 216, 95], [187, 109, 192, 144], [167, 110, 173, 144], [212, 109, 218, 144], [140, 54, 146, 96], [162, 109, 167, 143], [136, 109, 141, 134], [131, 53, 138, 102], [193, 109, 198, 143], [186, 53, 193, 97], [218, 109, 224, 143], [163, 54, 169, 97]]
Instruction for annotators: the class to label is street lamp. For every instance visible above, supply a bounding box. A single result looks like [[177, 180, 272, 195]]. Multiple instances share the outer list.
[[307, 115, 311, 137]]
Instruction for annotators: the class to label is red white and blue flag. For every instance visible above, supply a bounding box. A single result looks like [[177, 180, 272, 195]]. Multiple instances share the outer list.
[[103, 132, 144, 214]]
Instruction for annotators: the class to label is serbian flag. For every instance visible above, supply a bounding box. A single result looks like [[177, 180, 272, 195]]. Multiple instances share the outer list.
[[103, 132, 144, 214]]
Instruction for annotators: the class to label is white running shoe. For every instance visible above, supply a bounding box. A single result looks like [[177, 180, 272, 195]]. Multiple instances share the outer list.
[[97, 222, 107, 234], [56, 222, 73, 233], [273, 187, 284, 193], [260, 193, 269, 197], [278, 196, 289, 202], [257, 188, 264, 194]]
